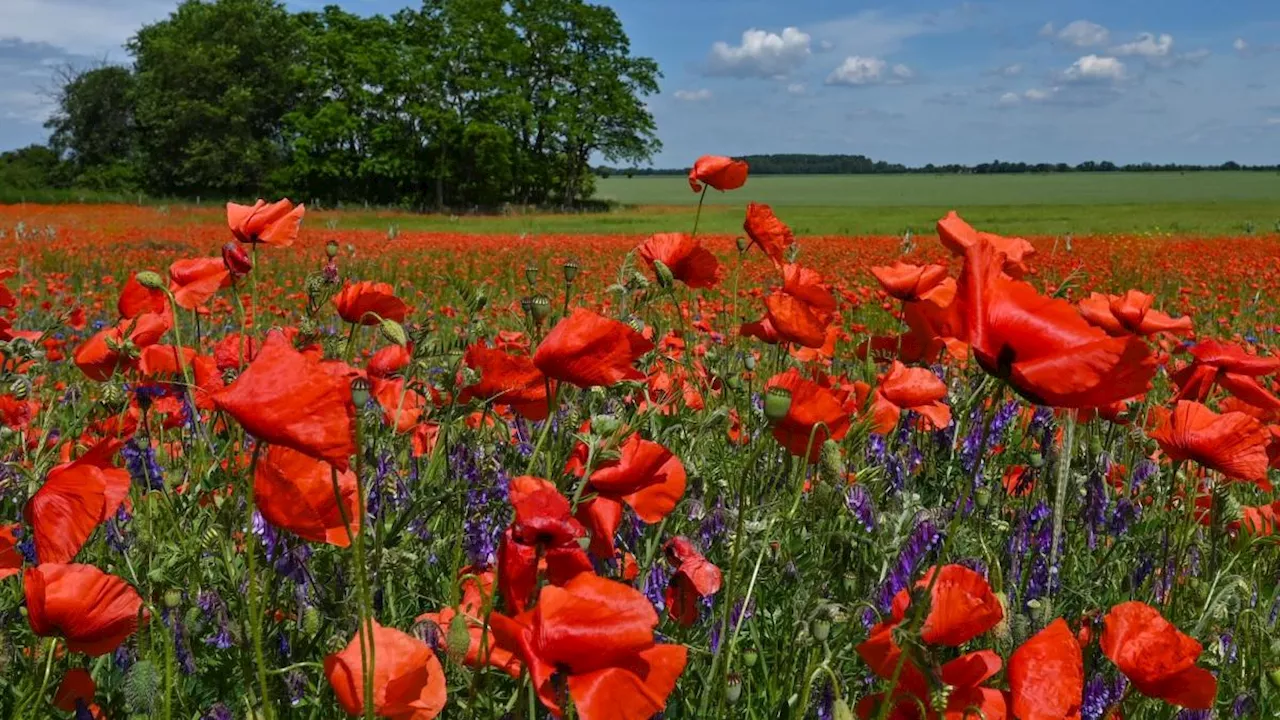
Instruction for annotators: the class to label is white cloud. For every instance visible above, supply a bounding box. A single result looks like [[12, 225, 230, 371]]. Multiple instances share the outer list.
[[997, 63, 1023, 77], [1266, 117, 1280, 126], [1039, 22, 1056, 38], [1111, 32, 1174, 58], [1063, 55, 1126, 83], [825, 56, 914, 86], [1056, 20, 1111, 48], [0, 0, 176, 57], [786, 83, 807, 95], [1234, 38, 1248, 53], [996, 92, 1021, 107], [1024, 88, 1052, 102], [706, 27, 811, 79], [673, 89, 712, 102]]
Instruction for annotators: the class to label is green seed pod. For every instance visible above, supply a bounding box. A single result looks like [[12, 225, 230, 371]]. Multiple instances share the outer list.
[[125, 659, 161, 714], [810, 617, 831, 642], [975, 487, 991, 508], [163, 590, 183, 609], [727, 376, 744, 392], [326, 240, 340, 258], [524, 265, 539, 286], [735, 237, 750, 253], [743, 354, 757, 371], [134, 270, 165, 290], [350, 377, 372, 408], [726, 673, 743, 705], [380, 319, 408, 347], [742, 648, 758, 668], [764, 387, 793, 424], [446, 613, 471, 665], [562, 260, 580, 283], [529, 295, 552, 324], [1088, 435, 1103, 457]]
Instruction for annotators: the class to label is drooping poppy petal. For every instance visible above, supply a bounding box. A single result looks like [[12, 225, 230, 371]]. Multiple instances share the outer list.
[[24, 439, 129, 564], [890, 564, 1003, 646], [743, 202, 795, 267], [168, 257, 231, 311], [688, 155, 748, 193], [25, 564, 145, 656], [117, 273, 168, 319], [212, 330, 356, 471], [534, 309, 654, 389], [335, 281, 410, 326], [638, 233, 720, 288], [1149, 401, 1269, 486], [1101, 601, 1216, 710], [255, 445, 360, 548], [871, 262, 950, 302], [460, 344, 551, 420], [585, 434, 686, 523], [227, 198, 305, 247], [214, 333, 258, 372], [1079, 290, 1193, 337], [869, 361, 952, 434], [536, 573, 659, 673], [938, 211, 1035, 277], [74, 312, 172, 382], [324, 620, 448, 720], [566, 644, 689, 720], [368, 343, 412, 379], [1009, 619, 1083, 720], [662, 537, 722, 627]]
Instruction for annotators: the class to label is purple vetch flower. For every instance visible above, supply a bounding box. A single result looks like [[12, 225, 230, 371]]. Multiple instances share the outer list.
[[1129, 459, 1157, 493], [644, 564, 669, 612], [1081, 467, 1108, 550], [698, 498, 727, 546], [894, 410, 915, 446], [1107, 497, 1140, 536], [1220, 631, 1237, 663], [868, 516, 943, 623], [986, 400, 1020, 445], [865, 433, 887, 466], [846, 483, 877, 531], [1232, 693, 1257, 717], [1081, 674, 1127, 720], [814, 678, 835, 720], [162, 609, 197, 675], [121, 437, 165, 491], [285, 670, 306, 706], [197, 591, 234, 649], [201, 704, 234, 720], [1174, 711, 1213, 720], [113, 645, 135, 672], [105, 505, 132, 553]]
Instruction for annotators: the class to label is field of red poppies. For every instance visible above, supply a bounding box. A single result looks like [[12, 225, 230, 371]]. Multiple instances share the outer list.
[[0, 158, 1278, 720]]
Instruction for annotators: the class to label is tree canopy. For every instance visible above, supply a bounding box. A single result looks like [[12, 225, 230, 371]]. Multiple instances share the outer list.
[[14, 0, 662, 209]]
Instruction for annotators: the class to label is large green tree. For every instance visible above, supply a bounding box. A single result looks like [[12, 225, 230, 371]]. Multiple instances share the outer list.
[[128, 0, 307, 196], [45, 65, 138, 189]]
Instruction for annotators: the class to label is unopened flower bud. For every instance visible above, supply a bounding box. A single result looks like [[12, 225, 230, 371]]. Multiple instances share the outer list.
[[726, 673, 743, 705], [562, 260, 580, 283], [819, 440, 845, 486], [742, 648, 758, 668], [1029, 452, 1045, 469], [727, 376, 744, 392], [134, 271, 165, 290], [529, 295, 551, 324], [446, 613, 470, 665], [786, 244, 800, 263], [975, 487, 991, 508], [380, 319, 408, 347], [764, 387, 792, 424], [350, 377, 372, 408], [736, 237, 750, 253], [163, 590, 183, 609], [325, 240, 340, 259], [652, 259, 675, 289], [302, 606, 322, 637], [223, 242, 253, 275]]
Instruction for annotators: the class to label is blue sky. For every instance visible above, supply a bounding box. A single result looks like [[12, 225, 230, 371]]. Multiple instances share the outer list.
[[3, 0, 1279, 167]]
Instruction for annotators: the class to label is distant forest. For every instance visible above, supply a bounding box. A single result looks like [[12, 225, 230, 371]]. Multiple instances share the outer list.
[[598, 154, 1280, 177]]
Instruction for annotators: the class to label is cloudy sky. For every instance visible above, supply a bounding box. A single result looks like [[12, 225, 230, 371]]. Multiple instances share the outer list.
[[3, 0, 1279, 167]]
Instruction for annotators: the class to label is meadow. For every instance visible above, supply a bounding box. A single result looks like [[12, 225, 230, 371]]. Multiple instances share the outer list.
[[0, 159, 1277, 720]]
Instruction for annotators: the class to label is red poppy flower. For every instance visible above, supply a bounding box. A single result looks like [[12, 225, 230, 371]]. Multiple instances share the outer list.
[[496, 476, 594, 611], [214, 333, 257, 371], [324, 620, 447, 720], [255, 445, 360, 547], [1008, 618, 1083, 720], [568, 433, 686, 558], [168, 257, 231, 311], [533, 309, 654, 389], [889, 564, 1003, 646], [765, 264, 837, 348], [1149, 401, 1269, 486], [954, 225, 1155, 408], [870, 262, 949, 302], [0, 393, 39, 430], [938, 211, 1036, 278], [1241, 500, 1280, 535], [221, 241, 253, 275], [227, 198, 305, 247], [416, 569, 523, 678], [24, 439, 129, 564], [857, 629, 1005, 720], [368, 343, 411, 379], [212, 330, 356, 471], [335, 281, 410, 326], [638, 233, 721, 288], [0, 523, 20, 580], [662, 537, 722, 627], [459, 344, 552, 420], [1078, 290, 1193, 337], [1101, 601, 1216, 709], [1171, 339, 1280, 413], [865, 361, 952, 434], [25, 563, 144, 656], [740, 313, 782, 345], [117, 273, 168, 319], [489, 574, 688, 720], [372, 377, 428, 433], [764, 369, 851, 462], [74, 312, 172, 382], [688, 155, 748, 192], [137, 344, 197, 379], [53, 668, 97, 714], [743, 202, 795, 267]]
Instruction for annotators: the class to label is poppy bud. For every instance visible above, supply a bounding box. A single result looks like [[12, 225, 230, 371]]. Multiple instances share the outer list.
[[562, 260, 580, 283], [163, 590, 182, 609], [727, 376, 744, 392], [725, 673, 742, 705], [735, 237, 749, 253], [819, 440, 845, 486], [1029, 452, 1044, 468], [975, 487, 991, 508], [744, 354, 756, 371], [222, 242, 253, 275], [8, 377, 28, 400], [1089, 436, 1103, 457], [833, 698, 855, 720], [652, 260, 675, 289], [764, 387, 792, 425], [742, 648, 758, 668], [124, 659, 160, 715], [446, 613, 470, 665], [325, 240, 340, 259], [134, 271, 165, 290], [380, 319, 408, 347], [302, 606, 322, 637], [350, 377, 371, 408], [1267, 667, 1280, 689], [525, 265, 539, 286], [529, 295, 551, 324]]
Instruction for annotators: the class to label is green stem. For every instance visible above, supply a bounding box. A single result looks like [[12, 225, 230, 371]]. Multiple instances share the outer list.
[[352, 423, 377, 720], [691, 186, 709, 237], [1043, 408, 1076, 623], [244, 443, 274, 719]]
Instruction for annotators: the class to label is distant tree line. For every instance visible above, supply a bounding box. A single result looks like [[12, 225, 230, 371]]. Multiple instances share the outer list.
[[0, 0, 661, 209], [598, 154, 1280, 177]]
